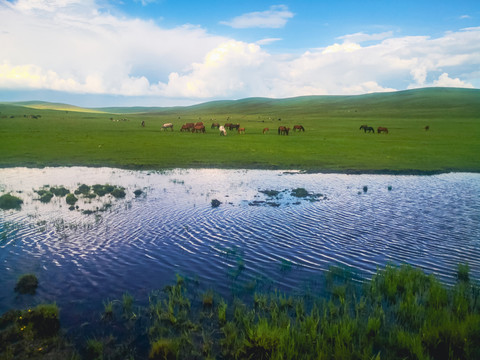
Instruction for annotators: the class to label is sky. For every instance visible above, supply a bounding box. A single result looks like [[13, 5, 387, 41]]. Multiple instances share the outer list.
[[0, 0, 479, 107]]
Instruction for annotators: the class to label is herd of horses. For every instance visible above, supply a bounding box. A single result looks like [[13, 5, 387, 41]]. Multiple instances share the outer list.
[[151, 122, 428, 136], [155, 121, 306, 135], [360, 125, 389, 134]]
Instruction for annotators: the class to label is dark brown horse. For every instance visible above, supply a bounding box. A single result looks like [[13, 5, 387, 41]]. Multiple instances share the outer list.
[[211, 122, 220, 129], [359, 125, 374, 133], [424, 125, 430, 131], [293, 125, 305, 132], [377, 127, 389, 134], [278, 126, 290, 135], [229, 124, 240, 131]]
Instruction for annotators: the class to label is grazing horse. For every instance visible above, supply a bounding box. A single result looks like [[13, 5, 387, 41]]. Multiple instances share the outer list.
[[359, 125, 374, 133], [278, 126, 290, 135], [424, 125, 430, 131], [224, 123, 232, 130], [195, 121, 204, 127], [161, 123, 173, 131], [238, 127, 245, 134], [377, 127, 389, 134], [293, 125, 305, 132], [229, 124, 240, 131], [211, 122, 220, 129], [194, 125, 205, 133], [219, 125, 227, 136], [263, 127, 269, 134], [181, 123, 195, 132]]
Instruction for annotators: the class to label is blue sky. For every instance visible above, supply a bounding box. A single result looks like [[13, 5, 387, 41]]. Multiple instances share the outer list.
[[0, 0, 479, 106]]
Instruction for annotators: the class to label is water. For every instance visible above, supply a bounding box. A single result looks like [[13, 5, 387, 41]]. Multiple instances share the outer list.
[[1, 167, 479, 328]]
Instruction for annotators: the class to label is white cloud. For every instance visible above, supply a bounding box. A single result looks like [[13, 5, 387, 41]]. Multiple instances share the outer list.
[[256, 38, 282, 46], [0, 1, 479, 104], [433, 73, 474, 88], [337, 31, 394, 43], [220, 5, 294, 29]]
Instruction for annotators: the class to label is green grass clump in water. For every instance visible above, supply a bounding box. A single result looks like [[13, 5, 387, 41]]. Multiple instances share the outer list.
[[14, 273, 38, 295], [0, 193, 23, 210]]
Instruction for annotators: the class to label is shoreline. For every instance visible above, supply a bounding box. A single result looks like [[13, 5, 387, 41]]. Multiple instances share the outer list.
[[0, 163, 478, 176]]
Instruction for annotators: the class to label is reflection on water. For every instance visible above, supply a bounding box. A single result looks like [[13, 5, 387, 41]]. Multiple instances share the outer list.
[[1, 167, 479, 325]]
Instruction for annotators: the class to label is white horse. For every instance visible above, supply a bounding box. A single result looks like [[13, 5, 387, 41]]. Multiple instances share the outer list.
[[162, 123, 173, 131], [219, 125, 227, 136]]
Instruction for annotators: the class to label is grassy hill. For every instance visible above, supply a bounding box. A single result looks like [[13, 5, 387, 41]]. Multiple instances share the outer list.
[[1, 87, 479, 173]]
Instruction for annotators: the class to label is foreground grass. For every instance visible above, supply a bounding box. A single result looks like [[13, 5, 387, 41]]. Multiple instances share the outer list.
[[1, 87, 479, 173], [2, 264, 479, 359]]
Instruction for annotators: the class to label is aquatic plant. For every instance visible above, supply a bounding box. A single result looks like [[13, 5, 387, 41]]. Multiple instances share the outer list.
[[111, 187, 126, 199], [134, 189, 143, 197], [0, 193, 23, 210], [211, 199, 221, 207], [38, 191, 54, 203], [122, 292, 135, 317], [14, 273, 38, 295], [85, 338, 104, 360], [149, 338, 179, 360], [363, 185, 368, 193], [75, 184, 91, 195], [50, 186, 70, 197], [66, 193, 78, 205]]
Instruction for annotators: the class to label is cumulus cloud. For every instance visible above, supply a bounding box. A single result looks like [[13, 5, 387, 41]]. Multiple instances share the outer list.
[[220, 5, 294, 29], [0, 1, 479, 104]]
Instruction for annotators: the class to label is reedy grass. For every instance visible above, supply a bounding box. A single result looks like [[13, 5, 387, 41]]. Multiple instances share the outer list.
[[2, 263, 479, 359]]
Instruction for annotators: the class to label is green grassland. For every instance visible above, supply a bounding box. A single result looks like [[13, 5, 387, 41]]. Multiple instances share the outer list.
[[1, 87, 479, 173]]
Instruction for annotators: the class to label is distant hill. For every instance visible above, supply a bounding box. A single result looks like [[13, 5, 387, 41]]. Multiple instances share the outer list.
[[6, 101, 107, 113], [2, 87, 479, 117], [95, 87, 480, 117]]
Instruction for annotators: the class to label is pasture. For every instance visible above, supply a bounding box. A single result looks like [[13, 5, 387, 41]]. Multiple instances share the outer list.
[[1, 87, 479, 173]]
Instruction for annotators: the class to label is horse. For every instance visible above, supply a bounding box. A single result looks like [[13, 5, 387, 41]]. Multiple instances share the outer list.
[[377, 127, 389, 134], [195, 121, 203, 127], [193, 125, 205, 133], [229, 124, 240, 131], [211, 123, 220, 129], [238, 127, 245, 134], [141, 120, 145, 127], [219, 125, 227, 136], [180, 123, 195, 132], [278, 126, 290, 135], [424, 125, 430, 131], [263, 127, 269, 134], [293, 125, 305, 132], [161, 123, 173, 131], [359, 125, 374, 133]]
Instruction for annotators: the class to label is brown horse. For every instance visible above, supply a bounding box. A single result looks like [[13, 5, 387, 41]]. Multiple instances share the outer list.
[[141, 120, 145, 127], [229, 124, 240, 131], [263, 127, 269, 134], [193, 125, 205, 133], [293, 125, 305, 132], [211, 122, 220, 129], [377, 127, 389, 134], [424, 125, 430, 131], [238, 127, 245, 134], [181, 123, 194, 132], [278, 126, 290, 135]]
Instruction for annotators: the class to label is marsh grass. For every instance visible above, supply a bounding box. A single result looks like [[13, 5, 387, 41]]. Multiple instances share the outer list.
[[0, 193, 23, 210], [2, 263, 479, 359]]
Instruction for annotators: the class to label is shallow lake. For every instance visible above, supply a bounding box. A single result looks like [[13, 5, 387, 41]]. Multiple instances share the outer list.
[[1, 167, 479, 329]]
